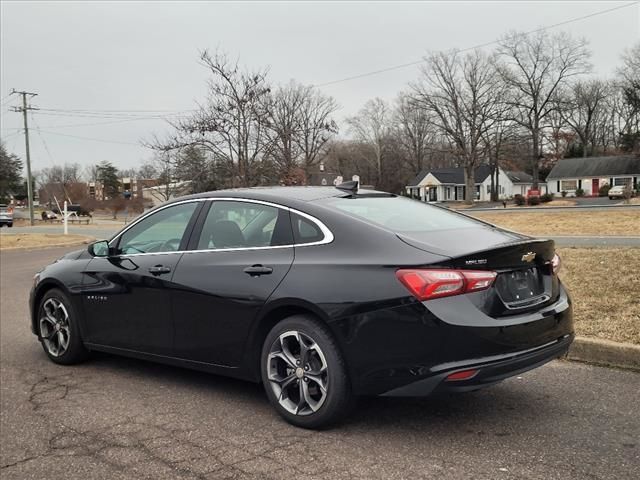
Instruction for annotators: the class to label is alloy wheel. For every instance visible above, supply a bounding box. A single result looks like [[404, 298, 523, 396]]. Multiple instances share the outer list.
[[266, 330, 329, 416], [39, 298, 71, 357]]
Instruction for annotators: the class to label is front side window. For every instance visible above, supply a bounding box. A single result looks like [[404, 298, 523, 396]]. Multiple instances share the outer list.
[[197, 201, 292, 250], [116, 202, 198, 254], [561, 180, 578, 191]]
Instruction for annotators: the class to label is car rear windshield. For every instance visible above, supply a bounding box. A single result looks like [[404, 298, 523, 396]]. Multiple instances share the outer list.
[[319, 196, 483, 233]]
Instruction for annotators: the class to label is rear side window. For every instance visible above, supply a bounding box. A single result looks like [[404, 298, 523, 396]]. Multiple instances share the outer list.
[[197, 201, 293, 250], [291, 213, 325, 244], [319, 196, 482, 233]]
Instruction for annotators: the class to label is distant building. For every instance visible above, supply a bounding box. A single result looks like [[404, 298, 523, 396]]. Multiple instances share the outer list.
[[306, 162, 346, 187], [88, 177, 158, 201], [546, 155, 640, 196], [406, 165, 544, 202], [142, 180, 192, 205]]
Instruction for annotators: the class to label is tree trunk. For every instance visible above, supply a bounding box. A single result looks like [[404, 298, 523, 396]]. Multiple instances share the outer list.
[[531, 128, 540, 189], [464, 163, 475, 204]]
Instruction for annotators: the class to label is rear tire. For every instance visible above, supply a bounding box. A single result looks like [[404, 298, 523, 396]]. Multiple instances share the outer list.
[[261, 315, 353, 429], [37, 288, 89, 365]]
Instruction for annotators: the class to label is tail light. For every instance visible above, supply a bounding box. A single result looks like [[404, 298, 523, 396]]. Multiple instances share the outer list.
[[550, 253, 561, 275], [395, 269, 497, 301]]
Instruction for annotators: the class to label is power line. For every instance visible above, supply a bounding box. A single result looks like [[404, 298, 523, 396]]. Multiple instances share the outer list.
[[32, 110, 175, 119], [313, 1, 640, 87], [24, 116, 178, 129], [34, 129, 147, 147], [37, 107, 191, 113], [34, 108, 194, 118]]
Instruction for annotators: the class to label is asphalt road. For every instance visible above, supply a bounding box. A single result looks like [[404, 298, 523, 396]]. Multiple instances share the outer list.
[[1, 247, 639, 480]]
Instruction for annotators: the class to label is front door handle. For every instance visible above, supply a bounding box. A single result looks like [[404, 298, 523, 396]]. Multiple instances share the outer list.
[[149, 265, 172, 275], [243, 265, 273, 276]]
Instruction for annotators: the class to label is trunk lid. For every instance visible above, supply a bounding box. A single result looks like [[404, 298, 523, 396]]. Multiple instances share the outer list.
[[398, 227, 559, 316]]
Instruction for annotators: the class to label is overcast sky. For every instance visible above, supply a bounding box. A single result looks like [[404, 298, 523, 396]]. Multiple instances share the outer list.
[[1, 1, 638, 173]]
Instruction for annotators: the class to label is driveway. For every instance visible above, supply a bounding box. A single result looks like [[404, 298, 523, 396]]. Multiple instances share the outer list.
[[1, 246, 639, 479]]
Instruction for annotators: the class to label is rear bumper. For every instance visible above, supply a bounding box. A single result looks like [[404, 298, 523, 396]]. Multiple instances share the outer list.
[[336, 282, 573, 396], [382, 333, 573, 396]]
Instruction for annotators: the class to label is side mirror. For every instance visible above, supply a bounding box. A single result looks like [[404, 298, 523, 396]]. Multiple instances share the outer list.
[[88, 240, 111, 257]]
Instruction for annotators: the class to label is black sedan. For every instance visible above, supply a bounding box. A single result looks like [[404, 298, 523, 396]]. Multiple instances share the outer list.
[[29, 183, 573, 428]]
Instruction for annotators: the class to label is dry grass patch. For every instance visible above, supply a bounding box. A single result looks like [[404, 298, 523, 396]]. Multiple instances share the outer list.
[[558, 247, 640, 344], [471, 210, 640, 236], [0, 234, 93, 250]]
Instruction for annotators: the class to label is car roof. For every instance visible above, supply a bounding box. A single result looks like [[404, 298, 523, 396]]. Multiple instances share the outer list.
[[176, 186, 390, 204]]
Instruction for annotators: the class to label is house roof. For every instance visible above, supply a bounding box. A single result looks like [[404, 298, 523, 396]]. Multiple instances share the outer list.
[[546, 155, 640, 179], [408, 165, 494, 186], [505, 171, 533, 184]]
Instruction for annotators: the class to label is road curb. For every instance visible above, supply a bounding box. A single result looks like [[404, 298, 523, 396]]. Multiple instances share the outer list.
[[567, 336, 640, 371]]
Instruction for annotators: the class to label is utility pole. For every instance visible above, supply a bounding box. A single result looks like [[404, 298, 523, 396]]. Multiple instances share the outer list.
[[9, 89, 38, 226]]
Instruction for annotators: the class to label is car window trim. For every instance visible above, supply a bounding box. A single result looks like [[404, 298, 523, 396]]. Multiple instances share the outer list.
[[109, 197, 333, 256]]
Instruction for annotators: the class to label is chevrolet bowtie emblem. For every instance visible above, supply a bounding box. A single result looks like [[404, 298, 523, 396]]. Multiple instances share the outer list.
[[521, 252, 536, 263]]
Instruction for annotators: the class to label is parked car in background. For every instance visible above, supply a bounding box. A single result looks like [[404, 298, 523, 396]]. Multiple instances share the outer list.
[[51, 204, 92, 217], [608, 185, 634, 200], [41, 210, 58, 221], [0, 204, 14, 227], [29, 184, 573, 428]]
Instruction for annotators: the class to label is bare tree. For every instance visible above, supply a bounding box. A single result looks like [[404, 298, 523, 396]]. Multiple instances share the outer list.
[[347, 98, 390, 186], [264, 81, 307, 179], [616, 43, 640, 152], [153, 49, 272, 187], [296, 88, 339, 176], [393, 92, 436, 176], [138, 162, 158, 179], [147, 151, 182, 202], [412, 50, 505, 203], [495, 30, 591, 187], [482, 117, 516, 201], [560, 80, 609, 157]]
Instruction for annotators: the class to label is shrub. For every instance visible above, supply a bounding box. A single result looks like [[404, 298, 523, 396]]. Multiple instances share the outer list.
[[540, 193, 554, 203], [575, 188, 585, 197], [527, 195, 541, 206], [514, 194, 525, 206], [599, 183, 611, 197], [561, 190, 568, 197]]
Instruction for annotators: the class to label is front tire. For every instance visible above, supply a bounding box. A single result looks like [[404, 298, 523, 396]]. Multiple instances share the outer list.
[[37, 288, 89, 365], [261, 315, 353, 429]]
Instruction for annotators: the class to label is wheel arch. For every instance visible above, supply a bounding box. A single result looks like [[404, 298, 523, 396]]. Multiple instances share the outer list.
[[244, 299, 338, 382], [31, 279, 70, 334]]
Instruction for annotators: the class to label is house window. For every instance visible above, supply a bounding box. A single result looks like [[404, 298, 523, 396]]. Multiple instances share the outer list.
[[445, 187, 452, 200], [613, 177, 632, 187], [475, 185, 480, 200], [560, 180, 578, 191], [486, 185, 491, 194]]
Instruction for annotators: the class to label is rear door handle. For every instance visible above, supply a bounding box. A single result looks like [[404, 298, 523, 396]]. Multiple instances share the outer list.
[[149, 265, 172, 275], [243, 265, 273, 276]]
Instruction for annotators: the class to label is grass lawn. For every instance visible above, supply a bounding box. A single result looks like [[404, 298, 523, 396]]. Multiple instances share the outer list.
[[0, 233, 93, 250], [558, 247, 640, 344], [471, 209, 640, 236]]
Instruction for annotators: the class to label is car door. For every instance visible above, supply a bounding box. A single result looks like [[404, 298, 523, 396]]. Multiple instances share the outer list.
[[171, 199, 295, 366], [81, 200, 202, 355]]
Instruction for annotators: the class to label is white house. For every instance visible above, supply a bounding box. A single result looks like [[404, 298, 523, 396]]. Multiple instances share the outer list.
[[405, 165, 544, 202], [546, 155, 640, 197]]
